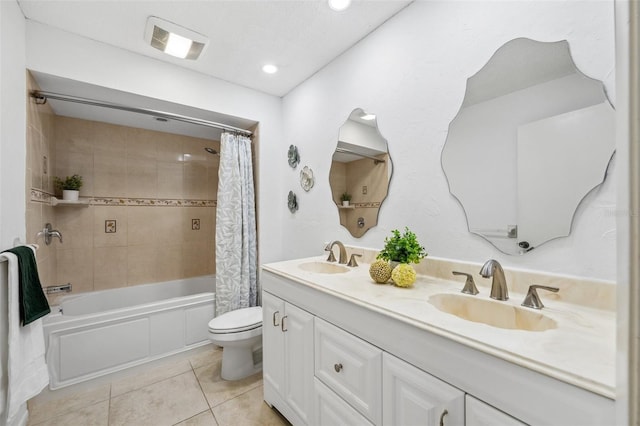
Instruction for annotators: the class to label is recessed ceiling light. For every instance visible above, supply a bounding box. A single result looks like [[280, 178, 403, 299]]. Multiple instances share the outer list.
[[328, 0, 352, 12], [361, 113, 376, 121], [262, 64, 279, 74], [144, 16, 208, 60]]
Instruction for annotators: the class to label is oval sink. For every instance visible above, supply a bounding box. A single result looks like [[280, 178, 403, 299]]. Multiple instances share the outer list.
[[298, 261, 350, 274], [429, 293, 557, 332]]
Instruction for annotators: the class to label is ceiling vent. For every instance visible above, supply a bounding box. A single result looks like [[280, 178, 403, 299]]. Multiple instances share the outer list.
[[144, 16, 208, 60]]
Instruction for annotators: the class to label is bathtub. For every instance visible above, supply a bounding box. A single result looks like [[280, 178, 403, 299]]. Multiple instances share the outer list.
[[43, 275, 215, 389]]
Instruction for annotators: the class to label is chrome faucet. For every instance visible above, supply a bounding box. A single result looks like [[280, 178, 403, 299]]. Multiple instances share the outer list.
[[37, 223, 63, 245], [325, 241, 347, 264], [479, 259, 508, 301]]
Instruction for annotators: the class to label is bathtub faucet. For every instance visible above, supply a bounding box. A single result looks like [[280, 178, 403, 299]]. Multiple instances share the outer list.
[[38, 223, 63, 245]]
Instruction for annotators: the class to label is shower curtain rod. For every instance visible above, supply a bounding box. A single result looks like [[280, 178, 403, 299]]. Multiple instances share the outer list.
[[31, 91, 253, 136], [335, 147, 386, 164]]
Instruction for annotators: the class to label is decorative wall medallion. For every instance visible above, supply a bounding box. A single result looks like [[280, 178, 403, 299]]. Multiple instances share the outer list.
[[300, 166, 314, 192], [105, 220, 117, 233], [288, 145, 300, 168], [288, 190, 299, 213], [192, 218, 201, 230]]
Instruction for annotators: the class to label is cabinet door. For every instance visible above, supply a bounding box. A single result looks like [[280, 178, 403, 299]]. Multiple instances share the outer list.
[[262, 291, 286, 403], [465, 395, 526, 426], [314, 378, 374, 426], [282, 301, 314, 424], [383, 353, 465, 426]]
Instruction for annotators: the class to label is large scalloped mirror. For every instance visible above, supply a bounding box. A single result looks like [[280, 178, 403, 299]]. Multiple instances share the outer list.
[[441, 38, 615, 255], [329, 108, 392, 237]]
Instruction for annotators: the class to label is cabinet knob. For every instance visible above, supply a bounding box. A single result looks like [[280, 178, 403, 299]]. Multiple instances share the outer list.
[[334, 363, 343, 373], [439, 409, 448, 426], [272, 311, 280, 326]]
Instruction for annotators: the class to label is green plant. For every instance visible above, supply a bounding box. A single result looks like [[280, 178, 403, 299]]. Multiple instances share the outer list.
[[340, 192, 352, 202], [54, 174, 83, 191], [377, 227, 427, 264]]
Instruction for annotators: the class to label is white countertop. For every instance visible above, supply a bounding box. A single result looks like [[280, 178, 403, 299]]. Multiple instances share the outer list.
[[262, 256, 616, 399]]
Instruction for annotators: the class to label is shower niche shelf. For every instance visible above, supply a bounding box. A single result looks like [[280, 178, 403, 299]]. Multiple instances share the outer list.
[[51, 197, 90, 207]]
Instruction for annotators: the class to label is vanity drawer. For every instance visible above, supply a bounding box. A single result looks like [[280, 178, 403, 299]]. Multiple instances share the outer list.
[[314, 317, 382, 424]]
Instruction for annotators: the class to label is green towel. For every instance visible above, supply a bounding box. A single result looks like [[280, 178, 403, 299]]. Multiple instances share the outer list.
[[3, 246, 51, 325]]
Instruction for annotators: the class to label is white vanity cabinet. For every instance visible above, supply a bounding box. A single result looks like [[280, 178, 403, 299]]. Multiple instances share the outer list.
[[465, 395, 526, 426], [262, 291, 314, 425], [261, 268, 615, 426], [383, 353, 465, 426]]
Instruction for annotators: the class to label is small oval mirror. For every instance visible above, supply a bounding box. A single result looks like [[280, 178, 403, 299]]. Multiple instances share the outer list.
[[329, 108, 393, 237]]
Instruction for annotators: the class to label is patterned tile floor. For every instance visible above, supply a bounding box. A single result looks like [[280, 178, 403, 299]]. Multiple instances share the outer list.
[[27, 345, 290, 426]]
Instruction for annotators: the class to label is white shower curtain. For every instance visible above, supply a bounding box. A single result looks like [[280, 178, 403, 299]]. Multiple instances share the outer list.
[[215, 132, 258, 315]]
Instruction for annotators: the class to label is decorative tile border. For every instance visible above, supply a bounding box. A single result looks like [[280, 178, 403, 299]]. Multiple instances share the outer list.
[[29, 188, 216, 207], [30, 188, 53, 204], [91, 197, 217, 207], [352, 202, 381, 208]]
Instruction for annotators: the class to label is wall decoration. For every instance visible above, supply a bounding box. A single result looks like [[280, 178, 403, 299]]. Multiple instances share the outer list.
[[288, 145, 300, 168], [288, 190, 299, 213], [105, 220, 117, 233], [300, 166, 314, 192]]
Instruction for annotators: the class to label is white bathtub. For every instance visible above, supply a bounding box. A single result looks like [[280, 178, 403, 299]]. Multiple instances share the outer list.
[[43, 275, 215, 389]]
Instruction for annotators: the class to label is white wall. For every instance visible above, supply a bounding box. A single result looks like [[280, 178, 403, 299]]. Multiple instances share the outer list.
[[0, 1, 27, 251], [25, 21, 285, 266], [0, 2, 27, 423], [282, 0, 616, 280]]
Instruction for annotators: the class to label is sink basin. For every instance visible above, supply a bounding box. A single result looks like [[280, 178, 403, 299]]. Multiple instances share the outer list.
[[429, 293, 557, 332], [298, 261, 350, 274]]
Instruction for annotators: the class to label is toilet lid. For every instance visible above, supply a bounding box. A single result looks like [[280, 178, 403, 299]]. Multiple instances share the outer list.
[[208, 306, 263, 333]]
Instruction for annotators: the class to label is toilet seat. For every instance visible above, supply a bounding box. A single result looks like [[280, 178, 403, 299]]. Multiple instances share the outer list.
[[208, 306, 262, 334]]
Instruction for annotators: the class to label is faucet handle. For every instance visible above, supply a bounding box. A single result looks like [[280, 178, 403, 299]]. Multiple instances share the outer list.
[[347, 254, 362, 267], [452, 271, 479, 295], [324, 244, 337, 262], [521, 285, 559, 309]]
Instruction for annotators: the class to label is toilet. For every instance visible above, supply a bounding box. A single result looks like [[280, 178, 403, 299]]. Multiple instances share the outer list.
[[208, 306, 263, 381]]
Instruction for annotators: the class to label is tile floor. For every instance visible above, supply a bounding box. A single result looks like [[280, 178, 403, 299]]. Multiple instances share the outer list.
[[27, 345, 290, 426]]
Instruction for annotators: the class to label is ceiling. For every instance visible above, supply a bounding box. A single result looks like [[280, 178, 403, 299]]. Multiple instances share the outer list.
[[18, 0, 413, 97], [19, 0, 412, 140]]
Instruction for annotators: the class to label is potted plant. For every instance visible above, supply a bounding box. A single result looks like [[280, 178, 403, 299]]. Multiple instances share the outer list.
[[340, 192, 352, 207], [54, 174, 83, 201], [377, 227, 427, 287]]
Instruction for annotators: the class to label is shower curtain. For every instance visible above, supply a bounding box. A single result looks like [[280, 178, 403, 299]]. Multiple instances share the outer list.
[[215, 132, 258, 315]]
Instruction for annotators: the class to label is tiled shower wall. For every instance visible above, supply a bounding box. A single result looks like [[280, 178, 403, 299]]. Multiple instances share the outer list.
[[26, 77, 218, 299], [26, 73, 57, 287], [330, 154, 390, 237]]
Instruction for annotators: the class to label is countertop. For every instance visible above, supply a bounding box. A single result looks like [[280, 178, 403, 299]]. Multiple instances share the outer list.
[[262, 256, 616, 399]]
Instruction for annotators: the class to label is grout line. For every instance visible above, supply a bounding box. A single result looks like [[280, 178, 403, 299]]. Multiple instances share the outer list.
[[170, 409, 213, 426], [191, 359, 214, 410], [208, 379, 263, 409], [109, 369, 193, 399], [107, 383, 112, 426]]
